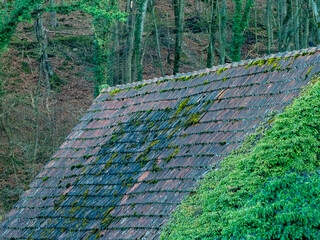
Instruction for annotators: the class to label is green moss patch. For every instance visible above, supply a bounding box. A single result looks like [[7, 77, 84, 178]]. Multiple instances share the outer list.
[[109, 88, 123, 97]]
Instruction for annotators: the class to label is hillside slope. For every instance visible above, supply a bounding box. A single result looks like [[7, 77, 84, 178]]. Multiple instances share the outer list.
[[161, 76, 320, 239], [0, 12, 95, 219]]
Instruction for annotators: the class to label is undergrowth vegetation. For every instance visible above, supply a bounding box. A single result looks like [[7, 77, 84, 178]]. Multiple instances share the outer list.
[[161, 77, 320, 239]]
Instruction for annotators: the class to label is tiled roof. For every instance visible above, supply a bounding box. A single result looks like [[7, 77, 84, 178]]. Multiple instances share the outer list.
[[1, 47, 320, 239]]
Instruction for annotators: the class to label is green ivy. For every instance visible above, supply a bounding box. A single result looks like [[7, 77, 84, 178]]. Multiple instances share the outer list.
[[231, 0, 255, 62]]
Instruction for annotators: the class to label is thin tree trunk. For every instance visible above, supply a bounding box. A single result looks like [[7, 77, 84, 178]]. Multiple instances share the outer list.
[[195, 0, 201, 17], [304, 13, 310, 48], [125, 0, 136, 83], [281, 0, 292, 51], [152, 55, 158, 76], [0, 103, 13, 153], [0, 101, 20, 185], [173, 0, 185, 75], [294, 0, 300, 49], [304, 0, 312, 48], [106, 25, 116, 87], [219, 0, 227, 64], [277, 0, 282, 51], [166, 13, 171, 65], [33, 56, 41, 178], [266, 0, 272, 54], [134, 0, 149, 82], [33, 7, 47, 175], [34, 7, 52, 111], [50, 0, 58, 27], [255, 3, 259, 53], [140, 29, 151, 70], [151, 0, 164, 77], [113, 21, 121, 85], [207, 0, 217, 68]]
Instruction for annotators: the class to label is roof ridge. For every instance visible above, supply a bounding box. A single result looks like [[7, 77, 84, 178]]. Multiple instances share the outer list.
[[101, 46, 320, 93]]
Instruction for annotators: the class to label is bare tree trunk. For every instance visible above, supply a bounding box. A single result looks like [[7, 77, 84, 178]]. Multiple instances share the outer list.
[[33, 7, 54, 170], [140, 29, 151, 70], [207, 0, 217, 68], [195, 0, 201, 17], [125, 0, 136, 83], [281, 0, 292, 51], [50, 0, 58, 27], [173, 0, 185, 75], [219, 0, 227, 64], [166, 13, 171, 65], [134, 0, 149, 82], [303, 0, 311, 48], [35, 10, 53, 111], [113, 21, 121, 85], [266, 0, 273, 54], [0, 102, 13, 153], [304, 14, 310, 48], [0, 99, 20, 185], [276, 0, 282, 51], [254, 2, 259, 53], [294, 0, 300, 49], [33, 56, 41, 178], [151, 0, 164, 77]]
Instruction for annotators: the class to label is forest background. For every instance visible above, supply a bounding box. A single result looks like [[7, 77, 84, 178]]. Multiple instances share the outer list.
[[0, 0, 319, 220]]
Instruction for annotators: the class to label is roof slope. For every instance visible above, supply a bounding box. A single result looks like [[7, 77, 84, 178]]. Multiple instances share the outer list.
[[1, 47, 320, 239]]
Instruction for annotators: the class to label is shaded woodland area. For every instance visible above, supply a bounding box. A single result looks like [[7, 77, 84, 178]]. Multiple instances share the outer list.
[[0, 0, 320, 219]]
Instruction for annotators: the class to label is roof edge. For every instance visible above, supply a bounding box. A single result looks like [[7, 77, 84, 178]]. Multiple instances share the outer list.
[[100, 46, 320, 94]]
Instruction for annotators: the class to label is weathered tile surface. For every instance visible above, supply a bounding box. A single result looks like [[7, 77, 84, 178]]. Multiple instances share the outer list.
[[1, 48, 320, 239]]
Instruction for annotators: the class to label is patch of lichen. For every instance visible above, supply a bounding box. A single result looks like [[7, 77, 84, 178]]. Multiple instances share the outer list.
[[168, 126, 180, 139], [176, 75, 195, 82], [305, 66, 314, 79], [164, 149, 180, 163], [217, 67, 228, 75], [174, 98, 190, 117], [42, 177, 49, 183], [270, 61, 280, 71], [246, 59, 267, 69], [183, 113, 202, 128], [133, 83, 149, 90], [267, 57, 277, 65], [109, 88, 123, 97], [136, 140, 160, 167]]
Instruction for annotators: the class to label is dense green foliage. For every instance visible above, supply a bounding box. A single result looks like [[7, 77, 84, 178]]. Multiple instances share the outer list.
[[161, 77, 320, 239]]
